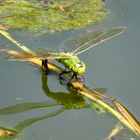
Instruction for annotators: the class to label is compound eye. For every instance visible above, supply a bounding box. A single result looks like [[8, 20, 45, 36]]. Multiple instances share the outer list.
[[76, 62, 83, 68]]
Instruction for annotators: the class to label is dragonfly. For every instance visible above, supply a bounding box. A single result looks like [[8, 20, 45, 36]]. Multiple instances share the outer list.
[[0, 27, 125, 81]]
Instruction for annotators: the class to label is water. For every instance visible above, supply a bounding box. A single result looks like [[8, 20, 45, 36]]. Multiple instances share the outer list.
[[0, 0, 140, 140]]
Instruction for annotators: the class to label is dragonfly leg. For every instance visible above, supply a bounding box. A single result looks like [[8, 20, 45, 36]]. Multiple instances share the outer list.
[[42, 59, 49, 74], [80, 75, 85, 82], [59, 71, 84, 84], [71, 73, 78, 81], [59, 70, 71, 79], [71, 73, 85, 83], [59, 70, 71, 84]]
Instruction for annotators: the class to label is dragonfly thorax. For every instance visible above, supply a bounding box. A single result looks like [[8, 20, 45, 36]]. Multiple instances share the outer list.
[[58, 55, 86, 75]]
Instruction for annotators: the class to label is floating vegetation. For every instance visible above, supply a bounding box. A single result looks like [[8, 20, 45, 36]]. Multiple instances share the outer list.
[[0, 0, 107, 33]]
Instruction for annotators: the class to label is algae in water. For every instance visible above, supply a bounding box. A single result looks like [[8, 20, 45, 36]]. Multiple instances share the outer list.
[[0, 0, 107, 33]]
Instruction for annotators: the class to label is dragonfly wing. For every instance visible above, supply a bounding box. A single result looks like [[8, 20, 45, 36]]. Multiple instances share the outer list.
[[0, 56, 29, 62], [31, 48, 70, 59], [74, 27, 125, 55], [0, 49, 31, 61], [0, 48, 71, 61], [59, 33, 92, 53], [59, 27, 125, 55]]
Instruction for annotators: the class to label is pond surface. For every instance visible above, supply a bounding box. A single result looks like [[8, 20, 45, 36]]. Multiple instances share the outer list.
[[0, 0, 140, 140]]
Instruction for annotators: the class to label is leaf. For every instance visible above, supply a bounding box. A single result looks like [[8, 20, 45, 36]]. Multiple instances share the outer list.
[[93, 87, 108, 94], [0, 30, 35, 54], [14, 108, 65, 132], [113, 100, 140, 135], [0, 101, 58, 114]]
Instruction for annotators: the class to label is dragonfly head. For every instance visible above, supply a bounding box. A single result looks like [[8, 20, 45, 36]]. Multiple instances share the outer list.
[[73, 61, 86, 75]]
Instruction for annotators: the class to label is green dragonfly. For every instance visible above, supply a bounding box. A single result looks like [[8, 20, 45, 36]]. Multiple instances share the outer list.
[[0, 27, 125, 80]]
